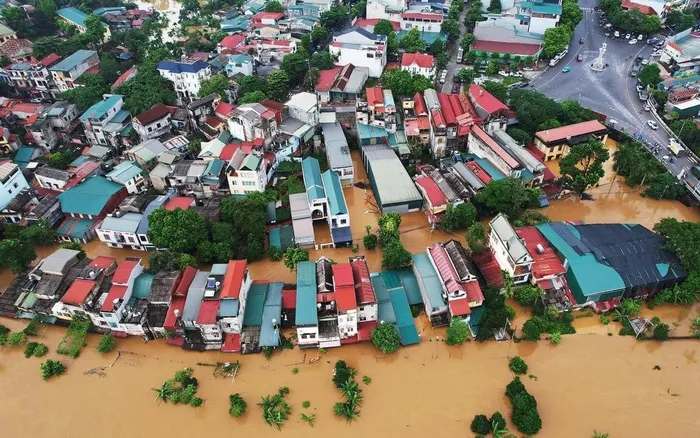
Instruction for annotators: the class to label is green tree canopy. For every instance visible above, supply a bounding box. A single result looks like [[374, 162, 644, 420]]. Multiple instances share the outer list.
[[637, 63, 661, 87], [487, 0, 501, 13], [320, 6, 350, 31], [99, 53, 122, 84], [0, 239, 36, 274], [198, 74, 229, 101], [559, 139, 610, 196], [283, 247, 310, 271], [543, 25, 572, 58], [265, 71, 290, 102], [381, 240, 412, 269], [482, 80, 507, 102], [147, 208, 209, 254], [264, 0, 283, 12], [440, 202, 477, 233], [238, 90, 266, 104], [311, 50, 334, 70], [238, 75, 267, 96], [399, 28, 426, 53], [666, 10, 695, 32], [441, 19, 460, 41], [370, 322, 401, 354], [115, 68, 176, 115], [62, 74, 109, 110], [467, 222, 487, 252], [310, 27, 331, 46], [281, 52, 310, 83], [477, 178, 540, 219], [445, 318, 470, 345], [380, 69, 433, 97], [373, 19, 395, 36], [560, 0, 583, 30]]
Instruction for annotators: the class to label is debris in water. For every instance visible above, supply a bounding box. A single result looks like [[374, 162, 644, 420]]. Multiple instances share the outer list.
[[84, 367, 107, 378], [653, 365, 661, 371]]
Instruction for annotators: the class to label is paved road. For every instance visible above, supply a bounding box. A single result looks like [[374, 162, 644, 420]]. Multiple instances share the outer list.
[[441, 7, 468, 93], [530, 0, 700, 196]]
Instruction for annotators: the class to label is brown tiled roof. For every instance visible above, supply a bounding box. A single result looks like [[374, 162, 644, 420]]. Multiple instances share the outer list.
[[535, 120, 607, 144], [134, 103, 171, 126]]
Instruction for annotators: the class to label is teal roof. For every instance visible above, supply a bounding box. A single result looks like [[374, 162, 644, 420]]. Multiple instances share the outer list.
[[393, 269, 422, 305], [57, 217, 95, 239], [397, 30, 446, 45], [219, 299, 239, 317], [520, 1, 562, 15], [49, 49, 97, 72], [321, 170, 347, 215], [269, 225, 294, 251], [106, 160, 143, 184], [260, 282, 283, 347], [389, 286, 420, 345], [289, 4, 320, 10], [58, 176, 123, 216], [132, 273, 154, 299], [80, 95, 122, 121], [94, 6, 125, 15], [111, 109, 131, 124], [203, 158, 224, 184], [357, 123, 388, 140], [221, 16, 251, 31], [372, 274, 396, 324], [14, 146, 36, 167], [295, 261, 318, 326], [475, 158, 506, 180], [70, 155, 89, 167], [412, 253, 447, 311], [302, 157, 325, 202], [57, 7, 108, 29], [243, 282, 267, 326], [269, 227, 281, 249]]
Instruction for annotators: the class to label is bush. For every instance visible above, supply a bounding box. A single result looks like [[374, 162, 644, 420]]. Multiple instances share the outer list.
[[302, 400, 311, 408], [7, 332, 27, 346], [653, 323, 670, 341], [522, 318, 544, 341], [24, 342, 39, 358], [40, 359, 67, 380], [96, 333, 115, 354], [471, 414, 491, 434], [509, 356, 528, 375], [370, 322, 401, 354], [514, 286, 542, 307], [267, 246, 283, 261], [445, 317, 470, 345], [550, 331, 562, 345], [363, 233, 378, 250], [33, 343, 48, 357], [23, 319, 39, 336], [229, 393, 247, 417], [490, 411, 507, 431], [506, 378, 542, 435], [333, 360, 357, 388]]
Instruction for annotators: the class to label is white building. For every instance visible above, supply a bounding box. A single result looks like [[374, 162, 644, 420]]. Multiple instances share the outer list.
[[321, 122, 354, 185], [80, 94, 131, 150], [285, 92, 320, 126], [226, 149, 268, 195], [400, 11, 443, 32], [329, 27, 387, 78], [96, 212, 145, 250], [488, 214, 534, 284], [467, 125, 523, 178], [401, 52, 436, 78], [228, 103, 279, 145], [157, 59, 214, 105], [92, 258, 145, 332], [0, 162, 30, 213], [367, 0, 406, 21], [48, 49, 99, 92], [133, 103, 172, 141], [333, 263, 358, 341], [218, 260, 252, 336], [105, 160, 148, 194], [225, 54, 254, 77], [482, 0, 561, 36]]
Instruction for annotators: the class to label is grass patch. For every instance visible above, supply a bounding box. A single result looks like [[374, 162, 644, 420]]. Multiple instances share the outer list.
[[56, 317, 91, 358]]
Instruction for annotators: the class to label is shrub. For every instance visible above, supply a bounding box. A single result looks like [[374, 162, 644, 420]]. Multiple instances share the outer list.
[[96, 333, 115, 354], [302, 400, 311, 408], [363, 233, 378, 250], [292, 367, 299, 374], [362, 375, 372, 385], [268, 246, 283, 261], [619, 299, 642, 317], [514, 286, 542, 307], [490, 411, 507, 431], [23, 319, 39, 336], [301, 413, 316, 427], [370, 322, 401, 354], [7, 332, 27, 346], [229, 393, 247, 417], [33, 343, 48, 357], [333, 360, 357, 388], [24, 342, 39, 358], [653, 323, 670, 341], [471, 414, 491, 434], [506, 377, 542, 435], [550, 331, 562, 345], [522, 318, 544, 341], [40, 359, 67, 380], [509, 356, 528, 375], [445, 317, 470, 345]]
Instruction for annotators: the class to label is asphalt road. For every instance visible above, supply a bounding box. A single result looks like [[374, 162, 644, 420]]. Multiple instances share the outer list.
[[441, 6, 468, 93], [529, 0, 700, 196]]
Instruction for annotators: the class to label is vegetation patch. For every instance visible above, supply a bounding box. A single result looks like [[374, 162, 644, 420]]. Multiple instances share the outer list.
[[56, 317, 91, 358], [445, 318, 471, 345], [24, 342, 48, 358], [258, 387, 292, 430], [506, 377, 542, 435], [40, 359, 67, 381], [7, 332, 27, 346], [96, 333, 115, 354], [228, 393, 247, 418], [476, 286, 516, 341], [332, 361, 363, 423], [152, 367, 203, 408], [509, 356, 528, 375], [370, 322, 401, 354], [522, 303, 575, 341]]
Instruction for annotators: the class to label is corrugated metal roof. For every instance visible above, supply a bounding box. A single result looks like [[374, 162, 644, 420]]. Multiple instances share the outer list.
[[322, 170, 348, 215], [364, 145, 422, 207], [389, 289, 420, 345], [302, 157, 325, 202], [182, 270, 208, 321], [490, 214, 533, 264], [243, 282, 267, 326], [322, 122, 352, 170], [295, 261, 318, 325], [412, 253, 447, 312], [260, 282, 283, 347], [58, 176, 123, 216], [99, 212, 143, 233]]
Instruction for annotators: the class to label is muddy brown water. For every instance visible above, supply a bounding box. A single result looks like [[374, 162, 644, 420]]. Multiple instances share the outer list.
[[2, 149, 700, 436]]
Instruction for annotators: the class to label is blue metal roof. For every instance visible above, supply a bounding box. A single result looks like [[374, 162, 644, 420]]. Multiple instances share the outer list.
[[106, 160, 143, 184], [157, 60, 210, 74], [357, 123, 388, 140], [57, 7, 107, 28], [321, 169, 347, 215], [57, 217, 95, 239], [371, 274, 396, 324], [260, 282, 283, 347], [475, 158, 506, 180], [94, 6, 125, 15], [243, 282, 267, 326], [331, 226, 352, 245], [69, 155, 89, 167], [14, 146, 36, 167], [393, 269, 423, 305], [136, 195, 169, 235], [219, 299, 240, 317], [412, 253, 447, 312], [302, 157, 325, 203], [58, 176, 123, 216], [295, 261, 318, 326], [49, 49, 97, 72], [80, 95, 122, 121], [389, 286, 420, 345], [132, 272, 154, 299]]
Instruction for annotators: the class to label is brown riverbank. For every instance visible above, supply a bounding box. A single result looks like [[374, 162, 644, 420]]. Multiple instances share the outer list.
[[1, 316, 699, 438]]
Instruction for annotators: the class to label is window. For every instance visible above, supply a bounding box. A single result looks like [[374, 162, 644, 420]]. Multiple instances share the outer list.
[[109, 322, 118, 328], [99, 321, 107, 326]]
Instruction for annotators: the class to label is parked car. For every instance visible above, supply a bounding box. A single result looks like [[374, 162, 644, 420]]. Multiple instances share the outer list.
[[644, 104, 651, 111], [629, 39, 637, 45], [625, 33, 631, 39], [647, 120, 658, 130], [637, 34, 643, 41], [636, 84, 644, 92], [562, 66, 571, 73], [614, 31, 620, 38], [579, 38, 584, 44], [641, 59, 649, 65]]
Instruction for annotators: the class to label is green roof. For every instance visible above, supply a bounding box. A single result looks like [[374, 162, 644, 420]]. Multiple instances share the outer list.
[[57, 217, 95, 239], [372, 274, 396, 324], [520, 1, 562, 15], [14, 146, 37, 167], [58, 176, 123, 216], [567, 255, 626, 297], [80, 95, 123, 121], [358, 123, 388, 140], [243, 282, 267, 326], [302, 157, 325, 203], [260, 282, 283, 347], [132, 273, 154, 299], [49, 49, 98, 72], [321, 170, 347, 215], [106, 160, 143, 184], [393, 269, 423, 305], [389, 287, 420, 345], [295, 261, 318, 325]]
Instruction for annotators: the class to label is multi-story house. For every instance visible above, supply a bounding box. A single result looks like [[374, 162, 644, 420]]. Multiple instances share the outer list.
[[401, 53, 436, 79], [105, 160, 148, 194], [333, 263, 358, 341], [295, 260, 319, 347], [49, 49, 99, 92], [132, 103, 172, 141], [34, 160, 101, 193], [135, 195, 169, 250], [329, 27, 387, 78], [80, 94, 132, 151], [195, 263, 228, 349], [489, 214, 534, 284], [285, 92, 319, 126], [424, 89, 447, 157], [350, 256, 379, 327], [533, 120, 608, 161], [228, 103, 279, 146], [163, 266, 197, 338], [321, 122, 354, 185], [415, 175, 447, 227], [6, 53, 62, 99], [302, 157, 329, 221], [218, 259, 252, 352], [29, 100, 82, 149], [96, 212, 145, 250], [367, 0, 406, 21], [225, 54, 254, 77], [468, 125, 524, 179], [400, 11, 443, 32], [481, 0, 561, 36], [168, 159, 226, 198], [27, 117, 59, 151], [26, 195, 64, 228], [226, 149, 268, 195], [51, 257, 117, 322], [322, 169, 352, 247], [157, 59, 213, 105], [57, 8, 111, 42], [93, 258, 144, 333], [468, 84, 510, 133], [0, 162, 30, 215]]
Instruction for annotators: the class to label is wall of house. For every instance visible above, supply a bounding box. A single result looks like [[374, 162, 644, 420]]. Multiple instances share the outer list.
[[467, 132, 522, 178], [401, 64, 435, 79], [296, 325, 319, 346], [134, 116, 171, 141], [400, 18, 442, 32], [0, 168, 29, 211], [36, 174, 67, 191], [357, 302, 378, 322], [338, 309, 358, 339], [529, 14, 559, 35], [329, 45, 386, 78], [488, 230, 530, 284]]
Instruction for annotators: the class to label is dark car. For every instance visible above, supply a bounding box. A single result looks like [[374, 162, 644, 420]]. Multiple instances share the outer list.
[[451, 83, 460, 94]]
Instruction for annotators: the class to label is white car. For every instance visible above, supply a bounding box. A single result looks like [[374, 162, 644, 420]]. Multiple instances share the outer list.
[[614, 31, 620, 38], [644, 104, 651, 112], [636, 84, 644, 92], [608, 119, 619, 125], [629, 39, 637, 45], [625, 33, 631, 39], [637, 34, 643, 41], [647, 120, 658, 130], [641, 59, 649, 65]]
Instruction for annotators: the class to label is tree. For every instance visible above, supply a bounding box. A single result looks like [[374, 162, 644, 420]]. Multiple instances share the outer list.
[[320, 6, 350, 31], [363, 233, 378, 249], [0, 239, 36, 274], [116, 68, 176, 115], [265, 71, 290, 102], [400, 28, 426, 53], [386, 32, 399, 60], [148, 251, 181, 273], [637, 63, 661, 87], [441, 19, 460, 41], [148, 208, 209, 254], [188, 138, 202, 155], [311, 51, 334, 70], [509, 356, 528, 374], [238, 75, 267, 96], [352, 0, 367, 18], [373, 19, 395, 36], [522, 317, 545, 341], [179, 254, 198, 270], [482, 80, 508, 102], [458, 68, 474, 85], [639, 15, 661, 34], [84, 14, 106, 48], [471, 414, 492, 435], [311, 27, 331, 47], [97, 333, 115, 353], [370, 322, 401, 354], [281, 52, 310, 83], [446, 318, 470, 345], [488, 0, 502, 13], [666, 10, 695, 32], [486, 60, 500, 76], [543, 25, 572, 58], [440, 202, 477, 232], [62, 74, 109, 110], [537, 118, 561, 131], [61, 242, 86, 260], [381, 240, 412, 269], [229, 393, 247, 417], [507, 128, 533, 145], [22, 224, 57, 245], [514, 286, 543, 307], [40, 359, 67, 380], [653, 323, 669, 340], [561, 100, 597, 125], [283, 247, 309, 271], [199, 74, 229, 101], [467, 222, 487, 253], [380, 69, 433, 97], [559, 139, 610, 196], [560, 0, 583, 30], [99, 53, 122, 84], [461, 33, 475, 51], [264, 0, 283, 12], [32, 36, 62, 59], [3, 7, 32, 38], [477, 178, 540, 219], [48, 151, 77, 170], [303, 68, 320, 92], [237, 91, 265, 104]]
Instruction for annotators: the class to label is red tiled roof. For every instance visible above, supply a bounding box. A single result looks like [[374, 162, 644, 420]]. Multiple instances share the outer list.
[[11, 103, 40, 115], [222, 332, 241, 352], [221, 260, 247, 299], [219, 34, 246, 49], [670, 89, 697, 102], [535, 119, 607, 144], [164, 196, 194, 211], [416, 176, 447, 207], [219, 144, 238, 160], [428, 244, 465, 295], [113, 259, 139, 284], [64, 161, 101, 189], [515, 226, 566, 279], [197, 300, 220, 325], [282, 289, 296, 309], [134, 103, 171, 126], [333, 263, 357, 311], [357, 320, 378, 341], [366, 87, 384, 107], [89, 256, 116, 269], [431, 109, 445, 128], [621, 0, 656, 15], [401, 11, 443, 21], [470, 40, 541, 56], [472, 125, 520, 169], [61, 279, 96, 306], [405, 118, 419, 136], [262, 39, 291, 47], [466, 161, 492, 184], [414, 92, 427, 115], [438, 93, 456, 125], [0, 38, 32, 59], [215, 102, 235, 118], [351, 258, 376, 304], [401, 52, 435, 69], [469, 84, 509, 115], [353, 18, 399, 31], [175, 266, 197, 297], [39, 53, 61, 67], [449, 297, 471, 317], [205, 114, 225, 128], [164, 296, 185, 330], [316, 66, 342, 92], [111, 66, 137, 90], [101, 284, 127, 312], [449, 94, 464, 117], [465, 281, 484, 304], [253, 11, 284, 21]]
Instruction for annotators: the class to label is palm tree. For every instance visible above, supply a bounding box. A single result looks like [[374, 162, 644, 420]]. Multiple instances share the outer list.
[[152, 381, 176, 403], [364, 225, 372, 235], [592, 431, 610, 438], [492, 420, 516, 438]]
